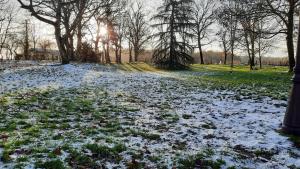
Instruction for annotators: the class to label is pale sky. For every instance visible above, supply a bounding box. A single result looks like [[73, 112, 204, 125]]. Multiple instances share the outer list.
[[11, 0, 289, 58]]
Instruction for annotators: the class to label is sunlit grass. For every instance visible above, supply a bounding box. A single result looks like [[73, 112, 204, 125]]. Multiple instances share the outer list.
[[114, 62, 162, 72], [191, 64, 289, 73], [114, 63, 292, 100], [0, 63, 296, 168], [189, 64, 292, 100]]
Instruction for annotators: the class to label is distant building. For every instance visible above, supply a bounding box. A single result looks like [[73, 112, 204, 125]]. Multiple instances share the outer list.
[[15, 48, 60, 61]]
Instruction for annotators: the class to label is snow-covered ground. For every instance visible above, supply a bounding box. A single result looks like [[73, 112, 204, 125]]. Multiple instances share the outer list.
[[0, 62, 299, 169]]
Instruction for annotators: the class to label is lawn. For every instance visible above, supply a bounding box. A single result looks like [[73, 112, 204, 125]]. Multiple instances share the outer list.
[[117, 63, 292, 100], [189, 64, 292, 100], [0, 62, 299, 169]]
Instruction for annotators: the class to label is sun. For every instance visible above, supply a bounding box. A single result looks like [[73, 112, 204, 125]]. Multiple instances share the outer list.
[[99, 26, 108, 37]]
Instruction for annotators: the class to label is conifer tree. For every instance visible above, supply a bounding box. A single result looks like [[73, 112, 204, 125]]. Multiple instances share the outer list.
[[152, 0, 194, 69]]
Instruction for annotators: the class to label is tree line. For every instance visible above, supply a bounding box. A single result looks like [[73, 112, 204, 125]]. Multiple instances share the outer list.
[[0, 0, 299, 71], [151, 0, 300, 70]]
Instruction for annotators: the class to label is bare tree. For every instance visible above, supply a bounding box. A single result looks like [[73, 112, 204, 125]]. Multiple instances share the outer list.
[[217, 28, 230, 64], [230, 0, 274, 70], [0, 2, 15, 61], [39, 39, 53, 52], [30, 20, 40, 57], [217, 0, 239, 69], [126, 2, 151, 63], [235, 1, 258, 70], [75, 0, 113, 59], [192, 0, 215, 64], [5, 34, 20, 60], [23, 19, 30, 60], [95, 1, 118, 64], [110, 0, 127, 64], [17, 0, 92, 64], [264, 0, 300, 72], [91, 1, 115, 63]]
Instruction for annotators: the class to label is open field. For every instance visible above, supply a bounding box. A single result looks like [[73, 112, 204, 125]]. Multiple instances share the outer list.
[[0, 62, 299, 169]]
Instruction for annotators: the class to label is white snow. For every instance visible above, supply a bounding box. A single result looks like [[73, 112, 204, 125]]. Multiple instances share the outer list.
[[0, 62, 299, 168]]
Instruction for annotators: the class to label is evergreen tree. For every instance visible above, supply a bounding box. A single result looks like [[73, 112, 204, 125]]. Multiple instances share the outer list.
[[152, 0, 194, 69]]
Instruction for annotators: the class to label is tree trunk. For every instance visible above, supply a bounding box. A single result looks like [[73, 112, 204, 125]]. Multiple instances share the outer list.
[[119, 38, 122, 64], [95, 38, 100, 54], [222, 40, 227, 65], [169, 2, 175, 68], [258, 36, 262, 69], [250, 32, 256, 70], [230, 12, 237, 69], [115, 46, 119, 63], [134, 46, 139, 62], [68, 34, 75, 60], [77, 22, 83, 58], [287, 30, 296, 72], [24, 20, 29, 60], [105, 41, 111, 64], [198, 39, 204, 64], [129, 41, 133, 63], [231, 47, 234, 69], [55, 25, 69, 64], [245, 35, 251, 69], [287, 6, 296, 72]]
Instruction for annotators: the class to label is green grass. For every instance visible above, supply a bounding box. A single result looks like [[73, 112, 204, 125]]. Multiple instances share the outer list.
[[112, 63, 292, 100], [279, 130, 300, 148], [129, 129, 161, 140], [178, 148, 226, 169], [114, 62, 163, 72], [85, 143, 126, 162], [189, 64, 292, 100], [35, 159, 65, 169], [0, 87, 138, 168], [0, 63, 294, 168]]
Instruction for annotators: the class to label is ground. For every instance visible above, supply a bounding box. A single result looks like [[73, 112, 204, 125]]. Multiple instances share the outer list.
[[0, 61, 299, 169]]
